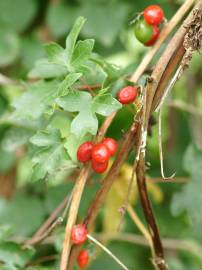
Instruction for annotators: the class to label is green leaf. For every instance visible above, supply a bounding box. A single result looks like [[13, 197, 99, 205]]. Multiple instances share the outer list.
[[92, 57, 121, 87], [30, 129, 61, 147], [57, 91, 97, 137], [13, 80, 59, 119], [46, 3, 78, 38], [29, 59, 67, 79], [0, 194, 45, 236], [71, 39, 94, 69], [0, 0, 38, 32], [57, 90, 121, 137], [0, 242, 34, 268], [65, 133, 92, 162], [0, 28, 20, 67], [57, 73, 82, 96], [80, 60, 106, 86], [47, 111, 71, 138], [57, 91, 92, 112], [92, 93, 122, 116], [0, 225, 12, 242], [21, 35, 45, 69], [30, 129, 72, 180], [44, 184, 73, 214], [71, 108, 97, 138], [79, 2, 129, 46], [44, 42, 66, 66], [65, 16, 86, 65], [2, 127, 34, 152], [171, 145, 202, 239], [0, 146, 15, 173]]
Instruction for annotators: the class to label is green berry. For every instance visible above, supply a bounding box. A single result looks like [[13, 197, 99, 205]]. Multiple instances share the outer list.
[[134, 19, 153, 44]]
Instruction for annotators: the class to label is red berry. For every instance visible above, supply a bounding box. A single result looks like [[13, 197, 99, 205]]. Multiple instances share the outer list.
[[144, 25, 160, 46], [77, 141, 94, 163], [102, 138, 117, 157], [91, 159, 108, 174], [144, 5, 164, 25], [117, 86, 137, 104], [77, 249, 89, 268], [71, 224, 87, 245], [92, 143, 110, 163]]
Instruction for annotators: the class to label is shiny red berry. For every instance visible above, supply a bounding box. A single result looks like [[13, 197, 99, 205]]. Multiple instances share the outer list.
[[71, 224, 87, 245], [144, 25, 160, 46], [77, 249, 89, 268], [92, 143, 110, 163], [117, 86, 137, 104], [77, 141, 94, 163], [102, 138, 117, 157], [144, 5, 164, 25], [91, 159, 108, 174]]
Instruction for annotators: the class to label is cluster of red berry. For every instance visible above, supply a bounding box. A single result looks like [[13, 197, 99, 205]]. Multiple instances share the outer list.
[[77, 137, 117, 173], [133, 5, 164, 46], [71, 224, 89, 268], [77, 86, 138, 174]]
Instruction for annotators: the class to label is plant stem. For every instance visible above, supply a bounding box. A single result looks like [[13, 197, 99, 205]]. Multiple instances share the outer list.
[[60, 166, 90, 270], [87, 234, 129, 270]]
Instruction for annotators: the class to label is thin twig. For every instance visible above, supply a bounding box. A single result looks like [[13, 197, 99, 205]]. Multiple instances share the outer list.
[[113, 179, 153, 251], [148, 177, 189, 183], [25, 232, 202, 258], [87, 234, 129, 270], [77, 83, 101, 90], [158, 109, 176, 180], [25, 194, 71, 246], [94, 233, 202, 258], [127, 205, 153, 253], [26, 254, 58, 266], [167, 99, 202, 117], [0, 73, 15, 85]]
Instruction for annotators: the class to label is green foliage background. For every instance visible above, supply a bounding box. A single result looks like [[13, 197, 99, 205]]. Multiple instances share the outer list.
[[0, 0, 202, 269]]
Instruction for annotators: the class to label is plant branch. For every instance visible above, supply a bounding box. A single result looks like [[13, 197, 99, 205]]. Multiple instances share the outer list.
[[66, 4, 198, 268], [67, 121, 138, 270], [60, 110, 118, 270], [134, 2, 202, 270]]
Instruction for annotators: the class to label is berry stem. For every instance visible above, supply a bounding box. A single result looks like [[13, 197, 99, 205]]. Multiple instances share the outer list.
[[87, 234, 129, 270]]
